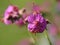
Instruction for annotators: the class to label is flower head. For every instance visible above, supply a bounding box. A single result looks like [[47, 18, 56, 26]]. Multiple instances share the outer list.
[[27, 12, 47, 33], [15, 18, 25, 26], [3, 5, 20, 25], [32, 3, 40, 13]]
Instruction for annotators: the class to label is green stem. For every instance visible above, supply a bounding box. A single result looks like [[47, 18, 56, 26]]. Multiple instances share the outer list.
[[45, 30, 52, 45], [27, 30, 36, 44]]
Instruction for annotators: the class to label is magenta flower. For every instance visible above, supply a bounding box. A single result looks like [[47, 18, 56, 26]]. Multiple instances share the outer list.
[[27, 12, 47, 33], [15, 18, 25, 26], [3, 5, 20, 25], [32, 3, 40, 13]]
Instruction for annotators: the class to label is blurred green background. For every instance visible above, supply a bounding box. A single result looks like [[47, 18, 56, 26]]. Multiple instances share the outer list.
[[0, 0, 56, 45]]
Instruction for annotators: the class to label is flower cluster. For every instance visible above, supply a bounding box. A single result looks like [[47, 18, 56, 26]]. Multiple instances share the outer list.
[[3, 5, 20, 24], [2, 3, 49, 33], [27, 12, 47, 33]]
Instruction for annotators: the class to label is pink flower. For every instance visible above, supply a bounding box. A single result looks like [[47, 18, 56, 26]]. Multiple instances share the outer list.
[[32, 3, 40, 13], [27, 12, 47, 33], [15, 18, 25, 26], [3, 5, 19, 25]]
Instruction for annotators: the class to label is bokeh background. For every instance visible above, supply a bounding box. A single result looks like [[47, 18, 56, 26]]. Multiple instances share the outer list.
[[0, 0, 60, 45]]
